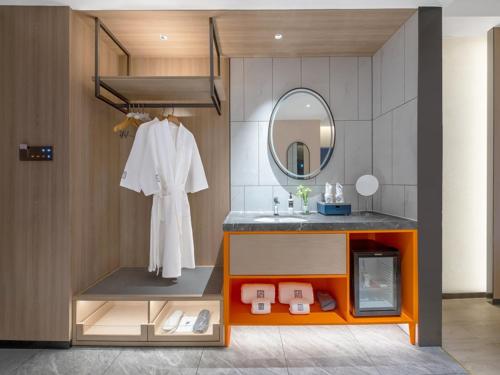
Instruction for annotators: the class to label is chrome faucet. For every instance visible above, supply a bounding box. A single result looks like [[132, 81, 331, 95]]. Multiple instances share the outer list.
[[273, 196, 280, 216]]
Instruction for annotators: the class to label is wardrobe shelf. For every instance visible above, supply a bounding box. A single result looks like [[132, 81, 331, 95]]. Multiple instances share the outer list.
[[94, 17, 223, 115], [73, 267, 224, 346], [76, 301, 148, 342], [149, 300, 222, 342], [97, 75, 226, 104], [78, 266, 222, 300]]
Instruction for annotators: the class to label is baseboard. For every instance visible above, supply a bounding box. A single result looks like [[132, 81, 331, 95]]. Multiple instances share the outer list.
[[442, 292, 493, 299], [0, 340, 71, 349], [492, 298, 500, 305]]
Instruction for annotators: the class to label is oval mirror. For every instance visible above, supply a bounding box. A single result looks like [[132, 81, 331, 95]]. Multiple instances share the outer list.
[[269, 88, 335, 179]]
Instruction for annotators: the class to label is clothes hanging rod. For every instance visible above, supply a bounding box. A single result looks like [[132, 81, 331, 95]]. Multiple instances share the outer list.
[[94, 17, 223, 116]]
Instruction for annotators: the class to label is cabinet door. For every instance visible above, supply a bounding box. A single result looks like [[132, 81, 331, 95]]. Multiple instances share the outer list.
[[230, 233, 346, 275]]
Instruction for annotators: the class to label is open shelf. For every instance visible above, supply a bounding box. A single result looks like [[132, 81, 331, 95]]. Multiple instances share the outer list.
[[76, 301, 148, 341], [230, 299, 346, 325], [149, 300, 221, 342], [227, 276, 349, 326], [99, 76, 225, 104], [73, 267, 224, 346], [94, 17, 223, 114]]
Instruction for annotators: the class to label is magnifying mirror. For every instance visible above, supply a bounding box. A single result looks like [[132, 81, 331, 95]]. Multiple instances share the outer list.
[[356, 175, 379, 196], [356, 175, 379, 212]]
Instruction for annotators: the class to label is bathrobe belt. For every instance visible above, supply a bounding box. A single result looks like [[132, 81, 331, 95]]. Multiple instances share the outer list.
[[158, 184, 186, 223]]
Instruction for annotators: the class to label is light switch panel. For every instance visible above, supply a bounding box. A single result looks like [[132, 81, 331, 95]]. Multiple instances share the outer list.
[[19, 145, 53, 161]]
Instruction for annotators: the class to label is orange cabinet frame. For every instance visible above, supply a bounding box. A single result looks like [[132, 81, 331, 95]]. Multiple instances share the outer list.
[[223, 230, 418, 346]]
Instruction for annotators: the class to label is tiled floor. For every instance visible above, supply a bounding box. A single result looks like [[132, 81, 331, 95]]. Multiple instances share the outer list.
[[443, 298, 500, 375], [0, 324, 466, 375]]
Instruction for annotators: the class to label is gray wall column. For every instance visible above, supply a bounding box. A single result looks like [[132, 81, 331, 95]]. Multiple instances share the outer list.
[[417, 6, 443, 346]]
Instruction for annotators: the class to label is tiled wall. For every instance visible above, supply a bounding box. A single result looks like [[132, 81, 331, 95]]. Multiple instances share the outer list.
[[230, 12, 418, 218], [372, 12, 418, 220], [230, 57, 373, 213]]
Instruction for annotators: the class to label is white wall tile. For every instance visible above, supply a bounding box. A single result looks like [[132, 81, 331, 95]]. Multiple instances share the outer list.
[[373, 50, 382, 118], [258, 122, 288, 185], [343, 184, 359, 211], [301, 57, 330, 102], [405, 12, 419, 102], [288, 175, 316, 186], [306, 186, 324, 213], [345, 122, 372, 184], [358, 57, 372, 121], [273, 185, 302, 213], [316, 121, 345, 185], [230, 58, 244, 121], [231, 186, 244, 211], [393, 99, 417, 185], [374, 185, 405, 217], [273, 58, 301, 105], [244, 58, 273, 121], [373, 112, 393, 185], [230, 122, 259, 186], [404, 185, 418, 220], [245, 186, 273, 212], [381, 26, 405, 113], [331, 57, 358, 120]]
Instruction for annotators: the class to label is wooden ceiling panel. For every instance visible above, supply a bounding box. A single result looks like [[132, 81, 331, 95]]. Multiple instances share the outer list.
[[88, 9, 416, 58]]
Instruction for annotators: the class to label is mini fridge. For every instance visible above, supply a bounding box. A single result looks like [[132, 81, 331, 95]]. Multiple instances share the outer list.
[[351, 240, 401, 317]]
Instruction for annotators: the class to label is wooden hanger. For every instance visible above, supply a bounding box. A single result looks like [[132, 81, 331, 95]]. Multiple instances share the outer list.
[[161, 108, 181, 126], [113, 104, 141, 133]]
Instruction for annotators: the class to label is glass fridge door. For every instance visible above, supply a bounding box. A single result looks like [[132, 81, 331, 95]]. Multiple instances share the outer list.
[[358, 256, 396, 311]]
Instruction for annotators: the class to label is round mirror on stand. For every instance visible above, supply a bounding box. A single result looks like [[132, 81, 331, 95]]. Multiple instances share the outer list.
[[268, 88, 335, 180], [355, 175, 379, 212]]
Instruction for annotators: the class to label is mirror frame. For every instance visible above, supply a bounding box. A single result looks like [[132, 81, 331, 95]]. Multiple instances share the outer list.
[[268, 88, 336, 180]]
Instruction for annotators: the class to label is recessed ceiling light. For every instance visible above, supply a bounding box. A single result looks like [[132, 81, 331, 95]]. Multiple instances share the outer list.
[[274, 33, 283, 40], [160, 34, 168, 41], [306, 104, 311, 108]]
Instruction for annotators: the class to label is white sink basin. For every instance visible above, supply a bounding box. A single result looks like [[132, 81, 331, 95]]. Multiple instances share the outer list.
[[254, 216, 307, 223]]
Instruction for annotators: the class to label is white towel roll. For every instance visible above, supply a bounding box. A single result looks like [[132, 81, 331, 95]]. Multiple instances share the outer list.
[[289, 298, 311, 315], [278, 282, 314, 304], [241, 284, 276, 304], [251, 298, 271, 314]]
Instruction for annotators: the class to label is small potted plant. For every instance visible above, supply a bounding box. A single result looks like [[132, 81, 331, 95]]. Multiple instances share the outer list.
[[296, 185, 312, 214]]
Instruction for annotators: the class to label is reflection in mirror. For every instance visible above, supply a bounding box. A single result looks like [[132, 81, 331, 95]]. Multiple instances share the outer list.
[[287, 142, 310, 175], [269, 88, 335, 179]]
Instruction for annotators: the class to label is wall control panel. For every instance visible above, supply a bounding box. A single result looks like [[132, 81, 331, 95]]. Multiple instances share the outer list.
[[19, 144, 53, 161]]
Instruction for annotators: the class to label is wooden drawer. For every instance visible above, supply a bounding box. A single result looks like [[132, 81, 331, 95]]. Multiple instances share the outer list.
[[229, 233, 346, 275], [148, 300, 221, 343]]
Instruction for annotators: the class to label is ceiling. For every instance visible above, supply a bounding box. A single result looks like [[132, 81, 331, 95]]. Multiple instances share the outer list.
[[1, 0, 450, 10], [89, 9, 415, 58], [5, 0, 500, 38]]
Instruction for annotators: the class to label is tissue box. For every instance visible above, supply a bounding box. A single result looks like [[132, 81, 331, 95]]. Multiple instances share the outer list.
[[317, 202, 351, 215]]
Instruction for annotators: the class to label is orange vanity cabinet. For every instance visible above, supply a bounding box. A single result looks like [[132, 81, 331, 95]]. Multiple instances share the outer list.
[[223, 229, 418, 346]]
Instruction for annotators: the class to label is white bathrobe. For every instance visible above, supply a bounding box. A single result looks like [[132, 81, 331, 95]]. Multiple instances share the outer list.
[[139, 122, 208, 278], [120, 117, 159, 192]]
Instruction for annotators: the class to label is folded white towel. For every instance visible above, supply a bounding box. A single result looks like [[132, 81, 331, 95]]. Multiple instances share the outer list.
[[289, 298, 311, 315], [251, 298, 272, 315], [162, 310, 184, 332], [278, 282, 314, 304], [241, 284, 276, 304]]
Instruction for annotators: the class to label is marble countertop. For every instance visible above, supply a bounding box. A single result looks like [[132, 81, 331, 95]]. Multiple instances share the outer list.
[[223, 211, 417, 232]]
